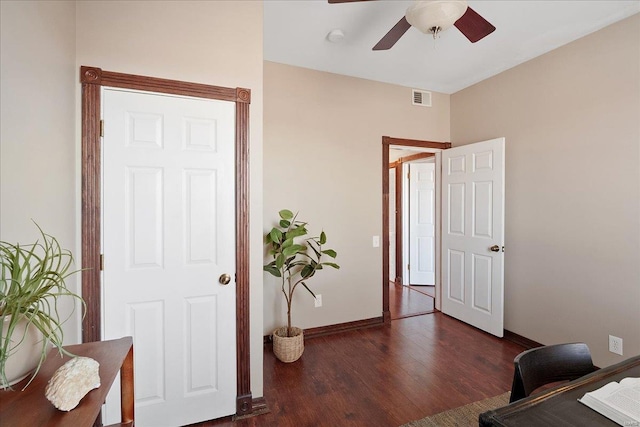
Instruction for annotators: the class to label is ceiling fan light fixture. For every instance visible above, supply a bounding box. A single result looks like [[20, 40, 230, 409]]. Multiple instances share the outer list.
[[406, 0, 468, 35]]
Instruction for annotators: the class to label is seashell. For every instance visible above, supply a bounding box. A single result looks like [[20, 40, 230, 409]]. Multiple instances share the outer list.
[[45, 357, 101, 411]]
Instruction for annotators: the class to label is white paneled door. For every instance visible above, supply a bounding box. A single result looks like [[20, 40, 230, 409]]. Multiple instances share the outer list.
[[441, 138, 505, 337], [102, 88, 236, 426], [409, 162, 436, 285]]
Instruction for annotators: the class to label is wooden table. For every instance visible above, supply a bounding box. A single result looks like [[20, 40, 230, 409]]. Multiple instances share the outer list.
[[480, 355, 640, 426], [0, 337, 134, 427]]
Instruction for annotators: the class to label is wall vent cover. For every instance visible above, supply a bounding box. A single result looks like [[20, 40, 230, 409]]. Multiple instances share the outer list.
[[412, 89, 432, 107]]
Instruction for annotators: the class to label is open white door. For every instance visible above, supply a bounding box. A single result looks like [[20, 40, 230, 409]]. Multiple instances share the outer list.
[[441, 138, 505, 337], [102, 88, 236, 426], [409, 162, 435, 285]]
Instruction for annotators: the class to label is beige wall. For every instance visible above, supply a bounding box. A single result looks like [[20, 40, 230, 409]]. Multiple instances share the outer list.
[[74, 0, 264, 397], [263, 62, 450, 334], [1, 0, 264, 397], [451, 14, 640, 367], [0, 1, 79, 340]]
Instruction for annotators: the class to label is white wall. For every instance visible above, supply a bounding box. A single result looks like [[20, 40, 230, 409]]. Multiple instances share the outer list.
[[451, 14, 640, 367], [263, 62, 450, 334], [0, 1, 80, 342]]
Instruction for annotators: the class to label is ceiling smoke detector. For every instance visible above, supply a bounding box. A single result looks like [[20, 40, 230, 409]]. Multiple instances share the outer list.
[[327, 29, 345, 43]]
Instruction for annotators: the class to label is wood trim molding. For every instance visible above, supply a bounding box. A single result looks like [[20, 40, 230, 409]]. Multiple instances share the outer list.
[[303, 317, 384, 339], [394, 166, 403, 284], [503, 330, 543, 350], [234, 99, 252, 416], [398, 152, 435, 163], [80, 66, 253, 417], [383, 136, 451, 149], [263, 317, 385, 343], [382, 136, 450, 326], [81, 83, 102, 344]]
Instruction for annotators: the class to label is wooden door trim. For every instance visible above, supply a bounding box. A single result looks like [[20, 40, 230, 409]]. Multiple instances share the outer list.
[[80, 66, 253, 417], [381, 136, 450, 325]]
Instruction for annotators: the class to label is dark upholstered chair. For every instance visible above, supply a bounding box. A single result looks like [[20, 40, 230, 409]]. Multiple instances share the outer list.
[[509, 342, 597, 403]]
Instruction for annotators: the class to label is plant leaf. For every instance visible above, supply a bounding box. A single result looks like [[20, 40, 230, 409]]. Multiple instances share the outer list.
[[287, 226, 307, 239], [322, 249, 337, 258], [322, 262, 340, 269], [263, 265, 281, 277], [281, 238, 293, 249], [301, 282, 316, 298], [279, 220, 290, 228], [275, 254, 285, 269], [320, 231, 327, 245], [279, 209, 294, 220], [282, 244, 305, 257], [308, 241, 321, 258], [301, 264, 315, 278], [269, 228, 282, 243]]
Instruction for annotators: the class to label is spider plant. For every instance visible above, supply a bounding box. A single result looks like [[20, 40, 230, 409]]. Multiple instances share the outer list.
[[0, 222, 84, 389], [263, 209, 339, 337]]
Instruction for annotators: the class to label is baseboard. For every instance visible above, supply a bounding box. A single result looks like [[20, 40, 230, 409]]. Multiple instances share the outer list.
[[264, 316, 385, 343], [233, 397, 269, 420], [503, 329, 543, 350], [304, 316, 384, 339]]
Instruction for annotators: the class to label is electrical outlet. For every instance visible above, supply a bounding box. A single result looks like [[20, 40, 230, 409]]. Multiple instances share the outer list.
[[609, 335, 623, 355], [314, 294, 322, 308]]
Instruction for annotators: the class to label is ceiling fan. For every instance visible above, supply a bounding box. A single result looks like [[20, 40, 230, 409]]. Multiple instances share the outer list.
[[328, 0, 496, 50]]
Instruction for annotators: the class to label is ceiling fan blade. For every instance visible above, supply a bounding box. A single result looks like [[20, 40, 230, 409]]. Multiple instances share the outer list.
[[454, 6, 496, 43], [373, 16, 411, 51]]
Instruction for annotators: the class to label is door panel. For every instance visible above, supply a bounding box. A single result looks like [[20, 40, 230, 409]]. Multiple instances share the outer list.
[[409, 162, 435, 285], [102, 88, 236, 426], [441, 138, 505, 337]]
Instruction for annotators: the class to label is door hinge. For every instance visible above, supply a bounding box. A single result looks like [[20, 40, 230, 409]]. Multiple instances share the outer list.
[[100, 254, 104, 271], [100, 120, 104, 137], [407, 172, 410, 180], [407, 264, 410, 270]]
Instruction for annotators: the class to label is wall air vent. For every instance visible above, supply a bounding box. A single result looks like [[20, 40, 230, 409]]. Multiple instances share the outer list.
[[412, 89, 432, 107]]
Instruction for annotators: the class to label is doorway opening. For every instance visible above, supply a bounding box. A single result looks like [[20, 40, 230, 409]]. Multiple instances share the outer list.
[[381, 136, 451, 323]]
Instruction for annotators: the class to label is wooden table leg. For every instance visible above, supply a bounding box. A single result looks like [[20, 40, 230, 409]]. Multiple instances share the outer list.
[[120, 345, 134, 425]]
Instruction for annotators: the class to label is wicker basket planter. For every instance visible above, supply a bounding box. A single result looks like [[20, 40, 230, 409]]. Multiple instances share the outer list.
[[272, 327, 304, 363]]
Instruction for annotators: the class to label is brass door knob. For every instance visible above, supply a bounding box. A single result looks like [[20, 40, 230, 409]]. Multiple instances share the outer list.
[[219, 273, 231, 285], [489, 245, 500, 252]]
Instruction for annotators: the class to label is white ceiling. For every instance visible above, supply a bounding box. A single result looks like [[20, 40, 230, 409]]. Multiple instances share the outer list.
[[264, 1, 640, 94]]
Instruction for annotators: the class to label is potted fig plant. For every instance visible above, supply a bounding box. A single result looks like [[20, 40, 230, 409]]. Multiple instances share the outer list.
[[0, 223, 84, 389], [264, 209, 339, 362]]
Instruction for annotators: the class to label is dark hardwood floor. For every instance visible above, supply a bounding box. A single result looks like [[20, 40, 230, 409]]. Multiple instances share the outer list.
[[389, 281, 435, 319], [196, 313, 525, 427]]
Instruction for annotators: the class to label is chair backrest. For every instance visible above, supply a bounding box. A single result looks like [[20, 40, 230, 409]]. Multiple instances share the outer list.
[[509, 342, 596, 403]]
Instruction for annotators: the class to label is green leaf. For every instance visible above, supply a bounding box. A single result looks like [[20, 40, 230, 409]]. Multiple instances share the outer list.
[[322, 249, 337, 258], [282, 244, 306, 257], [308, 242, 321, 258], [301, 264, 314, 278], [269, 228, 282, 244], [263, 265, 281, 277], [279, 220, 291, 228], [279, 209, 294, 220], [275, 254, 285, 269], [301, 282, 316, 298], [322, 262, 340, 269], [287, 226, 307, 239], [281, 238, 293, 249], [320, 231, 327, 245]]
